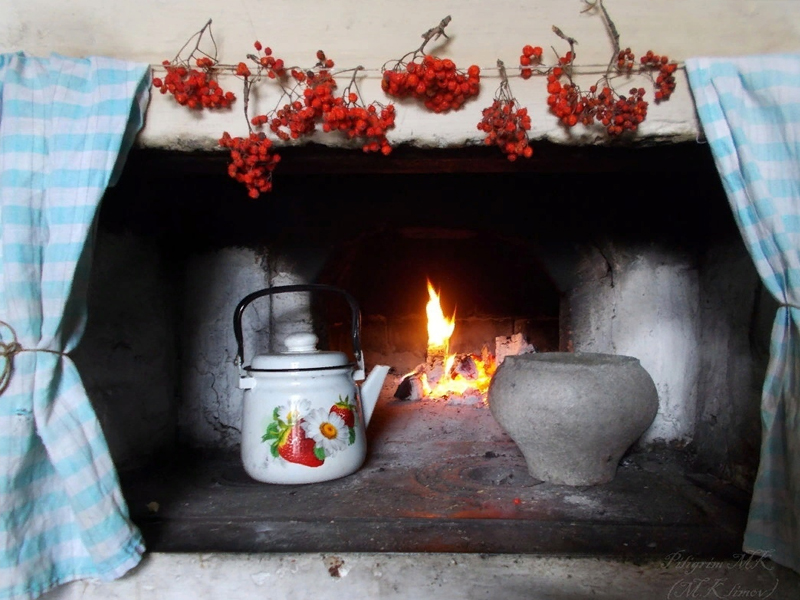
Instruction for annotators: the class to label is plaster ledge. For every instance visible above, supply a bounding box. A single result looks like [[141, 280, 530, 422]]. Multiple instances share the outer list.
[[41, 552, 799, 600], [137, 71, 701, 152]]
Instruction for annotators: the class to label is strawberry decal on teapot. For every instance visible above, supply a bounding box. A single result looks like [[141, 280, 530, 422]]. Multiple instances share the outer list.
[[262, 395, 358, 467], [329, 395, 358, 444]]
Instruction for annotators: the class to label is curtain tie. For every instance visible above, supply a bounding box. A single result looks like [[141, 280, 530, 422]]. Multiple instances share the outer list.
[[779, 302, 800, 310], [0, 320, 66, 396]]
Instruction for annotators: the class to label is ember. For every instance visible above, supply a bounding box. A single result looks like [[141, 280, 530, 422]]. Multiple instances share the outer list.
[[394, 280, 535, 404]]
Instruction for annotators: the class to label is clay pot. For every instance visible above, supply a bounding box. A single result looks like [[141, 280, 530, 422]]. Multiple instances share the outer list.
[[488, 352, 658, 486]]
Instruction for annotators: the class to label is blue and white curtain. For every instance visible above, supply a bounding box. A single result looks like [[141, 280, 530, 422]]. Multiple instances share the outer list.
[[686, 53, 800, 574], [0, 52, 150, 599]]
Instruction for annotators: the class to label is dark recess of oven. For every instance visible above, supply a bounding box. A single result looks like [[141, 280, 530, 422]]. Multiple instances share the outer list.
[[105, 141, 751, 559]]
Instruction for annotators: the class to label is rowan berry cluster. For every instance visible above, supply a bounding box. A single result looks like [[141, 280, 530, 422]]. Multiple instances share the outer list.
[[219, 45, 397, 194], [251, 41, 289, 79], [616, 47, 636, 72], [240, 47, 333, 142], [478, 99, 532, 160], [519, 45, 544, 80], [382, 56, 481, 113], [218, 131, 281, 199], [381, 16, 481, 113], [545, 57, 648, 136], [588, 86, 648, 135], [261, 69, 338, 142], [152, 60, 236, 109], [151, 20, 236, 110], [640, 50, 677, 102], [478, 61, 533, 161], [322, 93, 396, 155], [517, 0, 677, 137], [244, 46, 396, 155]]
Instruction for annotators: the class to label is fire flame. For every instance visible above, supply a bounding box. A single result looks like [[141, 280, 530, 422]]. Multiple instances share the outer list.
[[426, 280, 455, 350], [420, 280, 496, 402]]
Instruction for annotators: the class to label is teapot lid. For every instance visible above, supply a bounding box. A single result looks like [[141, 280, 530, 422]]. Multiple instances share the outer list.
[[248, 332, 350, 371]]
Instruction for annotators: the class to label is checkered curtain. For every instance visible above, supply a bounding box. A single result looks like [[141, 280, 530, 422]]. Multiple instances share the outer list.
[[686, 53, 800, 574], [0, 52, 150, 599]]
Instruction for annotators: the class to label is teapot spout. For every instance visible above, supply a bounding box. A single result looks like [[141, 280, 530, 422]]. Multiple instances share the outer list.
[[360, 365, 390, 426]]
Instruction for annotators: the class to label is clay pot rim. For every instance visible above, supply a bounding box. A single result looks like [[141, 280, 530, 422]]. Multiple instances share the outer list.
[[503, 351, 641, 367]]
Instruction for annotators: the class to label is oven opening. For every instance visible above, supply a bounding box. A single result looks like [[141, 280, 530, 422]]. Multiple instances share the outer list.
[[78, 142, 767, 557]]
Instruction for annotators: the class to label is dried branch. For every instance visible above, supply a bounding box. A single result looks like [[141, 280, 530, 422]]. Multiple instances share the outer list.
[[340, 66, 366, 104], [419, 16, 452, 54], [583, 0, 621, 75], [551, 25, 577, 81], [495, 59, 512, 101], [242, 77, 254, 133], [551, 25, 578, 49], [173, 18, 215, 65]]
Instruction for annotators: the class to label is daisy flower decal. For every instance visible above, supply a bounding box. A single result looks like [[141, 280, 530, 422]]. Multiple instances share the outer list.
[[282, 398, 311, 422], [302, 407, 350, 457]]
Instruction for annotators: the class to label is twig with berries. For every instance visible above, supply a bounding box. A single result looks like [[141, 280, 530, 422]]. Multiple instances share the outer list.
[[218, 65, 281, 200], [242, 46, 396, 153], [583, 0, 676, 103], [321, 67, 396, 155], [639, 49, 678, 102], [248, 49, 337, 141], [478, 60, 533, 161], [381, 16, 481, 113], [216, 43, 293, 199], [151, 19, 236, 110], [219, 45, 398, 198], [518, 0, 678, 136], [219, 48, 334, 199]]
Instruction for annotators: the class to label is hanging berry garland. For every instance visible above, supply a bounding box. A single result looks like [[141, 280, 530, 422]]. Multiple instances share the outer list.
[[151, 3, 679, 198]]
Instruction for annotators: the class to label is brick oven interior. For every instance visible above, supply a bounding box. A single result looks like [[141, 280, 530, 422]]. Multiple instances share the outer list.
[[74, 141, 772, 558]]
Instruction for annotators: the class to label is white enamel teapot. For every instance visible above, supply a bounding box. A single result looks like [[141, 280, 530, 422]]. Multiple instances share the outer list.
[[234, 284, 390, 484]]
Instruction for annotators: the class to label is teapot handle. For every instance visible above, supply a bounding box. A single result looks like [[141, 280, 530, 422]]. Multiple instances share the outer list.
[[233, 284, 365, 377]]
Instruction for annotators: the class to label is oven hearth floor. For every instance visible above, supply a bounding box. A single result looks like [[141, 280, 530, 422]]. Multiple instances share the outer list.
[[121, 388, 749, 558]]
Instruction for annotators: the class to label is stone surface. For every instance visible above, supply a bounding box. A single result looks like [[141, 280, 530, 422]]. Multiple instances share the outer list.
[[72, 230, 179, 470], [564, 243, 701, 445], [179, 248, 270, 448], [118, 392, 748, 558], [488, 352, 659, 485], [39, 552, 800, 600]]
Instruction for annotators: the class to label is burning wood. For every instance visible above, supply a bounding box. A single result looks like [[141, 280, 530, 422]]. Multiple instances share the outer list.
[[393, 280, 535, 404], [495, 332, 536, 365], [425, 347, 447, 388], [393, 366, 426, 401], [449, 353, 479, 380], [394, 335, 535, 404]]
